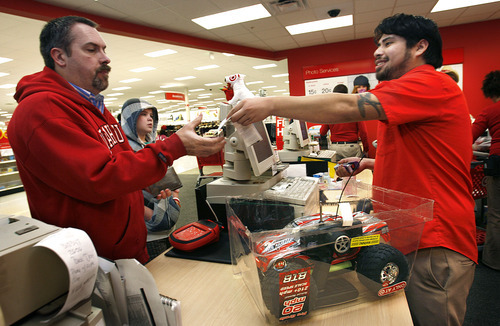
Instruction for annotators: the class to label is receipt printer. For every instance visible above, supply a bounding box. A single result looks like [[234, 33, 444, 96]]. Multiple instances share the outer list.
[[0, 215, 68, 325]]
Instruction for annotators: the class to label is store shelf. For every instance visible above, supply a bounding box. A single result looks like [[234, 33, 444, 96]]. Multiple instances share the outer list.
[[0, 149, 23, 197]]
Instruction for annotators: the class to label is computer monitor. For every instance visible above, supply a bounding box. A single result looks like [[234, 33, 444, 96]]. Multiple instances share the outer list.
[[283, 119, 310, 150], [292, 119, 310, 148], [223, 119, 277, 181]]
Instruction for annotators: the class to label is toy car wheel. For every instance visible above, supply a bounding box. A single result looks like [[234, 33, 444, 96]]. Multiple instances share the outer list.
[[356, 243, 409, 291], [260, 259, 318, 319], [334, 234, 351, 254]]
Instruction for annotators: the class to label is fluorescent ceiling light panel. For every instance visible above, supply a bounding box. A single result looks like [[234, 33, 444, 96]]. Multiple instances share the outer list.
[[223, 53, 235, 56], [0, 73, 9, 77], [119, 78, 142, 83], [192, 4, 271, 29], [0, 57, 13, 64], [205, 82, 223, 86], [253, 64, 277, 69], [145, 49, 177, 57], [140, 95, 155, 99], [432, 0, 500, 12], [194, 65, 219, 70], [0, 84, 16, 89], [112, 87, 131, 91], [247, 81, 264, 85], [272, 73, 289, 78], [175, 76, 196, 81], [286, 15, 353, 35], [262, 85, 277, 89], [189, 88, 205, 92], [160, 84, 183, 88], [130, 66, 156, 72], [149, 90, 165, 94], [106, 93, 124, 96]]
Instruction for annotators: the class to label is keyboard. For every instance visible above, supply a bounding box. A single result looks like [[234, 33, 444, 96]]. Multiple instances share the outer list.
[[316, 150, 336, 159], [263, 176, 319, 206]]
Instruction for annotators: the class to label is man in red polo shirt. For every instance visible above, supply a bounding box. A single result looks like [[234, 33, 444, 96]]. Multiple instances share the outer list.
[[228, 13, 476, 326]]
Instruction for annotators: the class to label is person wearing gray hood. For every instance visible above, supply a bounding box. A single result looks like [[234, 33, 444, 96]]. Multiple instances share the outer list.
[[121, 98, 181, 260]]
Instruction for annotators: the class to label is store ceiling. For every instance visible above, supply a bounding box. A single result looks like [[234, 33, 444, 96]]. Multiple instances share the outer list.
[[0, 0, 499, 123]]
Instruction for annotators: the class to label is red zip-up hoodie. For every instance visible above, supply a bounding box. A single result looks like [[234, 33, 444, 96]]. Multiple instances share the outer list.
[[8, 67, 187, 263]]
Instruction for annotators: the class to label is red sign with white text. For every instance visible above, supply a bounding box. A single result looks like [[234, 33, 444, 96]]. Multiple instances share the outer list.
[[303, 59, 374, 80], [165, 92, 185, 101]]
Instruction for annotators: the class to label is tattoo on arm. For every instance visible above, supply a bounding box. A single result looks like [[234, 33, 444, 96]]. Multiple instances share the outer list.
[[357, 93, 382, 118]]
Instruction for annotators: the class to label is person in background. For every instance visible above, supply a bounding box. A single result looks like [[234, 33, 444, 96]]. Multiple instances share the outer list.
[[472, 70, 500, 271], [228, 13, 476, 326], [441, 65, 460, 83], [7, 16, 224, 264], [352, 75, 371, 94], [157, 125, 169, 141], [320, 83, 369, 161], [121, 98, 181, 261]]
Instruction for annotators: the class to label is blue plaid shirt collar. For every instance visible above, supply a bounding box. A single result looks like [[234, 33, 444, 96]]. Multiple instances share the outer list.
[[69, 82, 105, 114]]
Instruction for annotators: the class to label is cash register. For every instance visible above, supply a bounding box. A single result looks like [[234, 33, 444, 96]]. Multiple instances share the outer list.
[[0, 215, 103, 325]]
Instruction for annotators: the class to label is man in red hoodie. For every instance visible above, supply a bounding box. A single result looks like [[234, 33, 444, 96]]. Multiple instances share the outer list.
[[8, 16, 225, 264]]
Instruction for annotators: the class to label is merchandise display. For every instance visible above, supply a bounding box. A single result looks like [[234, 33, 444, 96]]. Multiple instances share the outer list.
[[227, 182, 433, 323]]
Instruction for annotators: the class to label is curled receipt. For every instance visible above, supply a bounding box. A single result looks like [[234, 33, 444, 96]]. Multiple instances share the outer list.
[[234, 122, 263, 147], [35, 228, 98, 321]]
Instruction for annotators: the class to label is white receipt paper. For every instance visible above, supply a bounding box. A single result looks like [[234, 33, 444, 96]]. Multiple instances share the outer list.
[[234, 121, 263, 147], [35, 228, 98, 321], [340, 202, 354, 227]]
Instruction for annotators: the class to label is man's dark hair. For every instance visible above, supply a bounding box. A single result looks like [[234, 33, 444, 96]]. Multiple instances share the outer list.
[[40, 16, 98, 69], [374, 13, 443, 69], [333, 84, 348, 94], [482, 70, 500, 99]]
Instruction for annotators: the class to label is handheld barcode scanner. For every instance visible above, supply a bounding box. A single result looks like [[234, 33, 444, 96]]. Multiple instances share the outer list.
[[169, 220, 221, 251]]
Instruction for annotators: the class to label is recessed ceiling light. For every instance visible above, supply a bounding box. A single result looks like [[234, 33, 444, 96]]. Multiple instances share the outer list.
[[272, 73, 289, 78], [160, 84, 183, 89], [119, 78, 142, 83], [0, 57, 13, 64], [145, 49, 177, 57], [286, 15, 353, 35], [194, 65, 219, 70], [253, 64, 277, 69], [175, 76, 196, 81], [192, 4, 271, 29], [432, 0, 500, 12], [130, 66, 156, 73]]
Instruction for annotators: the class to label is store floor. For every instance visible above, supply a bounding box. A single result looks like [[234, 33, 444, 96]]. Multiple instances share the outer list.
[[1, 155, 499, 325]]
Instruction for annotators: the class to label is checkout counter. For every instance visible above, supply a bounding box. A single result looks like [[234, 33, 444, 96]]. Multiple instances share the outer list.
[[147, 170, 415, 325]]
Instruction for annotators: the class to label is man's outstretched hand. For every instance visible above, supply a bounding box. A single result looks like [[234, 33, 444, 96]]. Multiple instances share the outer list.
[[176, 114, 225, 157]]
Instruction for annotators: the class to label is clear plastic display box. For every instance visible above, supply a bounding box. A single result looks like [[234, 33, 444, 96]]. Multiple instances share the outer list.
[[227, 181, 434, 324]]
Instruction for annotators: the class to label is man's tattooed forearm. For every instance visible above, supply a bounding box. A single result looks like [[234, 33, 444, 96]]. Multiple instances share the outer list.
[[357, 93, 382, 118]]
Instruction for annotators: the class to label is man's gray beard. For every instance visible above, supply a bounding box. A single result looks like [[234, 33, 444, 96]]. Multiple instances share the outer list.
[[93, 75, 108, 92]]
